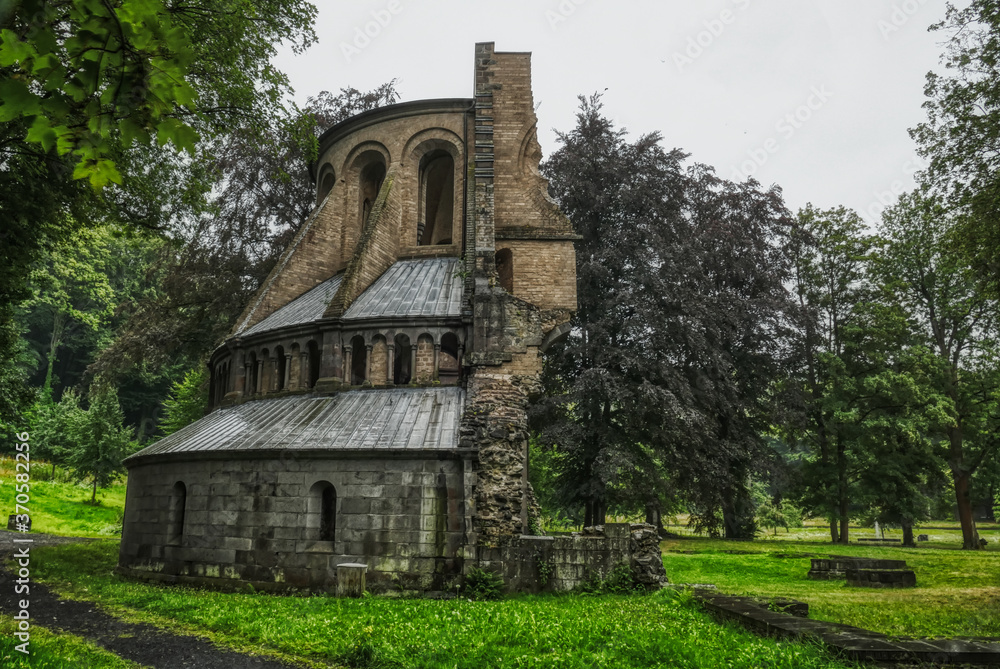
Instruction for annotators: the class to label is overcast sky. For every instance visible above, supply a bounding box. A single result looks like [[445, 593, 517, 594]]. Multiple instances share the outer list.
[[274, 0, 954, 224]]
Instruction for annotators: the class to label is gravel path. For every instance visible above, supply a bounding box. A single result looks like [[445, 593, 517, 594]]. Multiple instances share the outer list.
[[0, 531, 311, 669]]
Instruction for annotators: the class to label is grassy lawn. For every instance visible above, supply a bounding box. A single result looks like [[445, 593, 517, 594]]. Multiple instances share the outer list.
[[661, 534, 1000, 638], [0, 616, 145, 669], [22, 540, 865, 669], [0, 457, 126, 537]]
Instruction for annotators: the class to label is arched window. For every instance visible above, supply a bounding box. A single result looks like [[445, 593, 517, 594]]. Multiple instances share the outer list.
[[394, 334, 412, 385], [318, 166, 336, 203], [439, 333, 461, 386], [359, 160, 386, 225], [308, 481, 337, 542], [496, 248, 513, 294], [418, 152, 454, 246], [168, 482, 186, 546], [307, 340, 321, 388], [350, 335, 367, 385]]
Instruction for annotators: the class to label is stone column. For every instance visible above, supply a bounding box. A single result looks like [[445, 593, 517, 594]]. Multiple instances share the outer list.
[[344, 346, 353, 385], [240, 361, 250, 395], [410, 346, 417, 382], [386, 341, 395, 386], [283, 354, 292, 389], [255, 359, 263, 394], [366, 344, 374, 383], [433, 343, 441, 381]]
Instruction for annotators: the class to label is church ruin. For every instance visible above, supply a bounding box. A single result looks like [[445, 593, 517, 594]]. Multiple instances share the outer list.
[[117, 43, 582, 592]]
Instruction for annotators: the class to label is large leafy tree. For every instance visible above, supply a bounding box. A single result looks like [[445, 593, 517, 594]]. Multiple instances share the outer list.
[[873, 192, 1000, 549], [911, 0, 1000, 294], [537, 95, 798, 537], [0, 0, 318, 426], [787, 205, 871, 543], [89, 83, 400, 381]]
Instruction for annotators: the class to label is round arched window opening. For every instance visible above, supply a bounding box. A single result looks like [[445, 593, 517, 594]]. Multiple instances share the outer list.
[[418, 151, 455, 246]]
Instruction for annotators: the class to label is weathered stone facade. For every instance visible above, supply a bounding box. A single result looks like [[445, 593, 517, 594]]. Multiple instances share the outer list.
[[118, 43, 630, 595]]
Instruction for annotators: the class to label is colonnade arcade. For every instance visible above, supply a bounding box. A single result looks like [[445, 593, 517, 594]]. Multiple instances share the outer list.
[[209, 326, 465, 409]]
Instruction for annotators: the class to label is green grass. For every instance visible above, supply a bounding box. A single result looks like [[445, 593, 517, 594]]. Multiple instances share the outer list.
[[0, 615, 146, 668], [0, 457, 126, 537], [24, 540, 865, 669], [661, 536, 1000, 638]]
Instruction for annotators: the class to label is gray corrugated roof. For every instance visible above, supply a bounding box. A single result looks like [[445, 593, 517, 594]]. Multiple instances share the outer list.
[[241, 274, 344, 337], [128, 387, 466, 462], [238, 258, 464, 339], [343, 258, 464, 320]]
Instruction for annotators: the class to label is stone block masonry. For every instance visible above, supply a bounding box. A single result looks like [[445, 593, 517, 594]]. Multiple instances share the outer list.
[[476, 523, 667, 593]]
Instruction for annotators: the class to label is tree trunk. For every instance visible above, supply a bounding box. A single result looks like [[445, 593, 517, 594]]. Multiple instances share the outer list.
[[51, 462, 56, 480], [954, 468, 980, 549], [902, 522, 914, 547], [44, 311, 65, 394], [830, 519, 839, 543], [837, 436, 849, 544], [583, 500, 593, 528], [91, 477, 97, 504]]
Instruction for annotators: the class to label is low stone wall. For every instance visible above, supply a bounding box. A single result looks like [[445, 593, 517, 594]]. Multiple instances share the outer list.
[[807, 556, 907, 580], [846, 568, 916, 588], [475, 523, 666, 593]]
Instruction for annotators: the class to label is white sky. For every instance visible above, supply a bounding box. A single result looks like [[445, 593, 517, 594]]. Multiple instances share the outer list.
[[274, 0, 953, 224]]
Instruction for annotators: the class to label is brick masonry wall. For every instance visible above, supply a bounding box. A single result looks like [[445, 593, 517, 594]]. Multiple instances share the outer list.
[[118, 456, 470, 593], [415, 336, 434, 382], [370, 339, 388, 386], [235, 109, 467, 334], [495, 240, 576, 312]]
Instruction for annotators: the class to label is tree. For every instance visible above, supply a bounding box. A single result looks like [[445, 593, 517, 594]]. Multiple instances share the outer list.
[[786, 205, 871, 543], [159, 367, 208, 437], [911, 1, 1000, 295], [21, 225, 118, 394], [873, 192, 1000, 549], [537, 95, 798, 538], [839, 301, 948, 547], [0, 0, 317, 424], [0, 0, 317, 185], [90, 83, 400, 380], [535, 94, 688, 527], [67, 384, 136, 503], [28, 387, 86, 478]]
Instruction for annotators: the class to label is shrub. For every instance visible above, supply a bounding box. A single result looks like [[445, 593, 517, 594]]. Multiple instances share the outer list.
[[463, 566, 505, 601], [579, 563, 644, 595]]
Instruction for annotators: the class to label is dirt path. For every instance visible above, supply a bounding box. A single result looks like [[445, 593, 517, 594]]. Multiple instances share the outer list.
[[0, 531, 311, 669]]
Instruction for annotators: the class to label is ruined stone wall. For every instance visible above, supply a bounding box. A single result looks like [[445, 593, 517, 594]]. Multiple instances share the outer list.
[[476, 523, 667, 593], [461, 372, 533, 545], [118, 456, 471, 593]]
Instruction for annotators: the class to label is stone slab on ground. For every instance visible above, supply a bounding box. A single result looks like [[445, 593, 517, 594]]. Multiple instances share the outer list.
[[691, 587, 1000, 666]]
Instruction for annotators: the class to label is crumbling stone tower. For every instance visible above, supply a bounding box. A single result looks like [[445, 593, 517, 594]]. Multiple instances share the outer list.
[[117, 43, 577, 592]]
